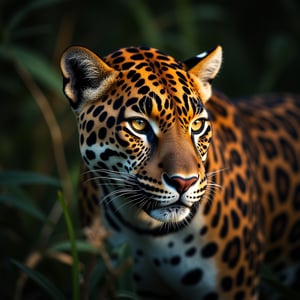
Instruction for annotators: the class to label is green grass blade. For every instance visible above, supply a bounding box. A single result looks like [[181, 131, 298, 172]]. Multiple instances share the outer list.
[[124, 0, 163, 48], [175, 0, 197, 56], [12, 260, 65, 300], [11, 46, 61, 91], [0, 170, 60, 186], [88, 259, 106, 297], [0, 194, 47, 222], [50, 240, 98, 253], [58, 191, 80, 300], [116, 291, 139, 300]]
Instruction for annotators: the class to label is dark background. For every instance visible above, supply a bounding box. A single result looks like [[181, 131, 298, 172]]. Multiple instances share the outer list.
[[0, 0, 299, 298]]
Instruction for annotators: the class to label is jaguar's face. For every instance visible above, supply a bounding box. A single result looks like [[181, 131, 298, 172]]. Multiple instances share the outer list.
[[60, 46, 222, 224]]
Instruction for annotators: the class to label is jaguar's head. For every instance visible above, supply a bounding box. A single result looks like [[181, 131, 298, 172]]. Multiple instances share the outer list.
[[60, 46, 222, 226]]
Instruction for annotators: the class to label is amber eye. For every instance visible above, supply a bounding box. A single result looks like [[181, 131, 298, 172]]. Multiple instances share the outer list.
[[130, 118, 148, 133], [191, 118, 206, 135]]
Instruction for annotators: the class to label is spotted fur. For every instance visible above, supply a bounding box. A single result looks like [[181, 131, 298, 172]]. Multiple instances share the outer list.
[[60, 45, 300, 300]]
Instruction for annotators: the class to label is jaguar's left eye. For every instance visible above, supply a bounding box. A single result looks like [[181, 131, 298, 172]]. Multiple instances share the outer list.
[[191, 118, 206, 135]]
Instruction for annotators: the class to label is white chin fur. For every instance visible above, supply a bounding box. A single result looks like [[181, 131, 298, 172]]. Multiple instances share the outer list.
[[149, 206, 190, 223]]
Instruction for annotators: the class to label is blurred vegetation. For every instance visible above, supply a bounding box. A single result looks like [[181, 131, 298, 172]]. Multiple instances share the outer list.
[[0, 0, 299, 299]]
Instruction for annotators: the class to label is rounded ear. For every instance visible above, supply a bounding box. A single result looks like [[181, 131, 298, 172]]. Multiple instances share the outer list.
[[185, 46, 222, 103], [60, 46, 117, 111]]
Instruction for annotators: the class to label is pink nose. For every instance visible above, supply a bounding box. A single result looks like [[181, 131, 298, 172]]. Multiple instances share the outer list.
[[163, 174, 198, 194]]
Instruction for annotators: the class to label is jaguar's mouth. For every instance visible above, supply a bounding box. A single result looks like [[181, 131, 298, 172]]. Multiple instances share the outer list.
[[149, 205, 191, 223], [142, 201, 197, 223]]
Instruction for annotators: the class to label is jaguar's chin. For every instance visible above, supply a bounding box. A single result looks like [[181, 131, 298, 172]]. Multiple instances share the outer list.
[[148, 204, 191, 223], [140, 199, 200, 224]]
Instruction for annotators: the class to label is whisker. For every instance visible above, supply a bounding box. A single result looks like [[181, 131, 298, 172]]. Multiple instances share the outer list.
[[85, 168, 136, 179], [81, 168, 137, 183], [100, 189, 135, 204], [115, 195, 148, 212], [86, 176, 124, 182], [207, 182, 223, 189], [109, 190, 150, 213], [206, 168, 228, 178], [87, 182, 128, 188]]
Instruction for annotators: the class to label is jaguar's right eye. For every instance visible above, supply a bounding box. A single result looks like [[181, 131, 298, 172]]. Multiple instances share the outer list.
[[129, 118, 150, 134], [128, 117, 157, 143], [131, 118, 147, 131]]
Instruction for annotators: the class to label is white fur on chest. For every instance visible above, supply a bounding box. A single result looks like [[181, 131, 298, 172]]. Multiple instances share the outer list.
[[130, 216, 218, 298]]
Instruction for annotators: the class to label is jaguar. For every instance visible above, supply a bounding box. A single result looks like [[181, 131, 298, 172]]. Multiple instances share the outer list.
[[60, 45, 300, 299]]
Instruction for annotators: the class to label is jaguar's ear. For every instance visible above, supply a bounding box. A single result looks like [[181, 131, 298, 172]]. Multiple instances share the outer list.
[[185, 46, 222, 102], [60, 46, 117, 111]]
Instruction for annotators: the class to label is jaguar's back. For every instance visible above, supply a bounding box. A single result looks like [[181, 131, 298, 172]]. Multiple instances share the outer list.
[[235, 95, 300, 286], [60, 45, 300, 299]]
